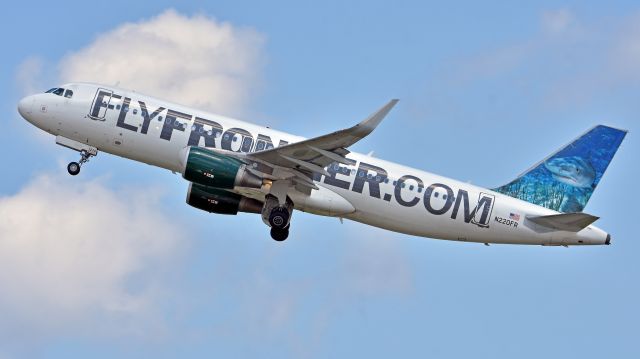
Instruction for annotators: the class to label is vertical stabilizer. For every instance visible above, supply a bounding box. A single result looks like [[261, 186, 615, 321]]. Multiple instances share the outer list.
[[492, 125, 627, 212]]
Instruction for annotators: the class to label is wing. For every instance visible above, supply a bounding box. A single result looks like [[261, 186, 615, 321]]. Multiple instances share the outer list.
[[241, 99, 398, 191]]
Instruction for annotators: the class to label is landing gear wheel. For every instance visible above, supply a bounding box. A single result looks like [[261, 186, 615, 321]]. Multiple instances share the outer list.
[[270, 226, 290, 241], [268, 206, 290, 229], [67, 162, 81, 176], [66, 149, 97, 176]]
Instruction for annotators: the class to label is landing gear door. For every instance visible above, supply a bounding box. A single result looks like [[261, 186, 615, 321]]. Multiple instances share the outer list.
[[88, 88, 113, 121]]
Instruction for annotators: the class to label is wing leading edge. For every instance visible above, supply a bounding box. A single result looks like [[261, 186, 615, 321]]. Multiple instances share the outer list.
[[249, 99, 398, 168], [239, 100, 398, 189]]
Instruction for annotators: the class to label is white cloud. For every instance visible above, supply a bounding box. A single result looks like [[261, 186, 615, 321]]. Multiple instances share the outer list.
[[0, 175, 186, 347], [8, 9, 270, 353], [55, 9, 265, 116]]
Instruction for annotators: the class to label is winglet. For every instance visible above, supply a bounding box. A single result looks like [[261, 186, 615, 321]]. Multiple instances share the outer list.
[[351, 99, 399, 138]]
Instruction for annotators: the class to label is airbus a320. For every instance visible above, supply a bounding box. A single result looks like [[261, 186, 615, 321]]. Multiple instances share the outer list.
[[18, 83, 627, 244]]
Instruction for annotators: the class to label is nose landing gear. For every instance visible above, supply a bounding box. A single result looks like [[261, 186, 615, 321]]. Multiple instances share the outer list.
[[67, 149, 96, 176], [55, 136, 98, 176], [67, 162, 80, 176]]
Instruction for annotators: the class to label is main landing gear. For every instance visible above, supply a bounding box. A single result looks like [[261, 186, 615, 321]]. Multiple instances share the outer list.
[[269, 206, 291, 241], [67, 149, 96, 176], [262, 194, 293, 241], [270, 224, 290, 241]]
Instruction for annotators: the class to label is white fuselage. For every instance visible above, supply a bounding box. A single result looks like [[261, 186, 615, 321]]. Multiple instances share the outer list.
[[18, 83, 610, 245]]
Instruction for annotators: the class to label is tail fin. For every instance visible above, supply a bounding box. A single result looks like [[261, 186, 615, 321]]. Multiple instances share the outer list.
[[492, 125, 627, 213]]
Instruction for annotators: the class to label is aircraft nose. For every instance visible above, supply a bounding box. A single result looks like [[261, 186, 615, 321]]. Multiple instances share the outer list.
[[17, 96, 34, 118]]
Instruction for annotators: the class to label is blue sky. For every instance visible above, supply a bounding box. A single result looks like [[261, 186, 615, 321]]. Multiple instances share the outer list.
[[1, 1, 639, 358]]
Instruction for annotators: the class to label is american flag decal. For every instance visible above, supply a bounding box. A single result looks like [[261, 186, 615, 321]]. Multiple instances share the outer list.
[[509, 213, 521, 221]]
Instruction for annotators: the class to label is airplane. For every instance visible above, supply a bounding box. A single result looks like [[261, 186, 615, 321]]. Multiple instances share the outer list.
[[17, 83, 627, 244]]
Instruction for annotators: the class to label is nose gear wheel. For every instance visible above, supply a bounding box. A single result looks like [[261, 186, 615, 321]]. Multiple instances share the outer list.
[[67, 150, 96, 176]]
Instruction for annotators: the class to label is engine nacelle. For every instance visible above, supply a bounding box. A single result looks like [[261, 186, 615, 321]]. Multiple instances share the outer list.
[[182, 146, 262, 189], [187, 183, 263, 215]]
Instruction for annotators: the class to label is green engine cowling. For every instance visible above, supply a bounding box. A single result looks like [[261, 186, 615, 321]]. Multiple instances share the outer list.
[[182, 146, 262, 189], [187, 183, 263, 215]]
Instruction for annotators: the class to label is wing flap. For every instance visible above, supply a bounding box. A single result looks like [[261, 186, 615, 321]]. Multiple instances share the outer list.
[[307, 145, 356, 166]]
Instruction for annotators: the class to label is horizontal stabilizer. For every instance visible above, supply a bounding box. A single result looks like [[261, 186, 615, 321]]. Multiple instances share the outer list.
[[526, 212, 599, 232]]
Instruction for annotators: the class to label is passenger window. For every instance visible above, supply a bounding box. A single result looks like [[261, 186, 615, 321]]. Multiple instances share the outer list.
[[53, 88, 64, 96], [116, 104, 121, 110], [64, 90, 73, 98]]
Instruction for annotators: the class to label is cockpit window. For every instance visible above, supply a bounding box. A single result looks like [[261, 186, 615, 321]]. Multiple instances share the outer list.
[[45, 87, 71, 97]]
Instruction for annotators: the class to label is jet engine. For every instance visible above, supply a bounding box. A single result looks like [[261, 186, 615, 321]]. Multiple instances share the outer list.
[[182, 146, 262, 189], [186, 183, 263, 215]]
